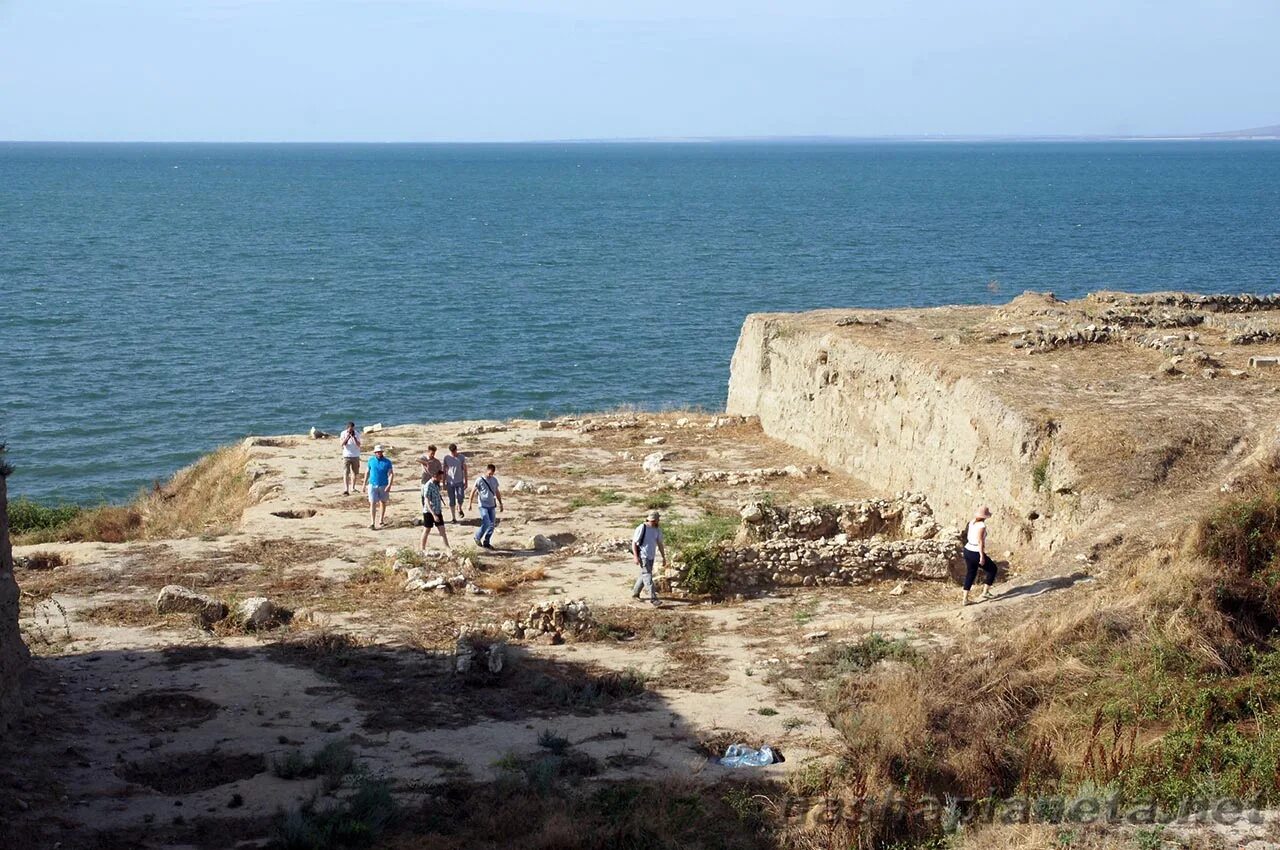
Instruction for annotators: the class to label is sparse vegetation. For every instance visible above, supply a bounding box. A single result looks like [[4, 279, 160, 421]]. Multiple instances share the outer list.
[[1032, 452, 1051, 492], [799, 463, 1280, 848], [631, 489, 674, 510], [666, 513, 738, 596], [567, 487, 627, 510], [272, 775, 397, 850], [13, 444, 252, 544], [7, 498, 83, 535]]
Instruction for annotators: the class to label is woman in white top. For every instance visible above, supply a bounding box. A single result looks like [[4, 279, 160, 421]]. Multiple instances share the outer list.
[[962, 505, 998, 605]]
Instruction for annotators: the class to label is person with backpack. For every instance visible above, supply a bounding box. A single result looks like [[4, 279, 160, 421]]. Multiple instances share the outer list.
[[339, 422, 361, 495], [467, 463, 503, 549], [962, 505, 998, 605], [631, 510, 667, 606]]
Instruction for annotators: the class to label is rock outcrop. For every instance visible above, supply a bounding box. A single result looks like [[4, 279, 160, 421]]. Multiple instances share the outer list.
[[0, 454, 31, 731], [156, 585, 229, 628]]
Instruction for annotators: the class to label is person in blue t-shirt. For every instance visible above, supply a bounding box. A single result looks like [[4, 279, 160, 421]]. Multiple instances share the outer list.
[[359, 444, 395, 530]]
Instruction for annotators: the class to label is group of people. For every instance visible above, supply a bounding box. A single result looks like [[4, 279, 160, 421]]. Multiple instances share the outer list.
[[338, 422, 999, 609], [338, 423, 504, 550], [337, 421, 670, 606]]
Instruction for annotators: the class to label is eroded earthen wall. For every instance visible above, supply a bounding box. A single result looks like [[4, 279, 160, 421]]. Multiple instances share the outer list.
[[726, 315, 1098, 555]]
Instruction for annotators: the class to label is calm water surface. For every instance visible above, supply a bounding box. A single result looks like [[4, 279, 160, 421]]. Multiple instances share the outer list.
[[2, 142, 1278, 501]]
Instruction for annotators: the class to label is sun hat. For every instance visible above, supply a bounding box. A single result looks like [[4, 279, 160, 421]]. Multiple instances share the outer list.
[[373, 444, 385, 453], [647, 510, 661, 521], [975, 505, 992, 519]]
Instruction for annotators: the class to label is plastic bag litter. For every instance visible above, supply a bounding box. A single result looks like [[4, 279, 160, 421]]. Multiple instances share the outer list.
[[719, 743, 775, 768]]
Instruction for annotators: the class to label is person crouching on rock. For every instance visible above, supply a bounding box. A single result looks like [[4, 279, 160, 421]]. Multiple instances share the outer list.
[[631, 510, 668, 607], [421, 468, 450, 551], [962, 505, 998, 605]]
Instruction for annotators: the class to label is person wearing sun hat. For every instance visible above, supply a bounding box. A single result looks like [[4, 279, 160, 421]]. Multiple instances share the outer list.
[[630, 510, 668, 606], [961, 505, 998, 605], [360, 444, 395, 531]]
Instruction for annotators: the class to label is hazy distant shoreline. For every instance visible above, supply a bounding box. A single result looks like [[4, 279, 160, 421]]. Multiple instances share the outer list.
[[3, 132, 1279, 146]]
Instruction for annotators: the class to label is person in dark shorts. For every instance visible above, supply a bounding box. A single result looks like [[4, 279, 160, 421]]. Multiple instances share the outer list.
[[962, 505, 998, 605], [420, 468, 450, 551]]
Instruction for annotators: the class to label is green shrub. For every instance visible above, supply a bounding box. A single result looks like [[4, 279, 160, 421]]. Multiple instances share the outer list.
[[631, 490, 674, 510], [1032, 454, 1050, 492], [665, 513, 737, 597], [7, 498, 82, 535], [679, 544, 723, 596], [272, 776, 396, 850]]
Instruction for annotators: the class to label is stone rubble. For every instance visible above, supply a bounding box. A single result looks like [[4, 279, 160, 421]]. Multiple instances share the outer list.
[[459, 423, 508, 436], [642, 452, 669, 474], [667, 464, 823, 490], [498, 599, 596, 643], [237, 597, 282, 630], [454, 626, 508, 675], [664, 494, 962, 595], [155, 585, 229, 628]]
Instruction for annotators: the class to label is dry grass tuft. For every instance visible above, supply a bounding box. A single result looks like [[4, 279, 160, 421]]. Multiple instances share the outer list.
[[16, 550, 68, 571], [79, 599, 190, 630], [229, 538, 335, 571], [15, 444, 252, 544], [474, 565, 547, 593]]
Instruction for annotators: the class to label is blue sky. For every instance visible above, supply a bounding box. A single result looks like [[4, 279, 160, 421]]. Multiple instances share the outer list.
[[0, 0, 1276, 141]]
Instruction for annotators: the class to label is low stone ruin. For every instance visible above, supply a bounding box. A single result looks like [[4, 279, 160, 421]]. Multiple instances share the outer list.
[[498, 599, 596, 644], [454, 626, 508, 674], [986, 290, 1280, 361], [665, 464, 824, 489], [663, 494, 963, 595]]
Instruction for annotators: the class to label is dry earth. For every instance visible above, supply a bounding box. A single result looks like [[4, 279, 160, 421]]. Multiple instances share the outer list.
[[5, 412, 1048, 849], [9, 291, 1280, 849]]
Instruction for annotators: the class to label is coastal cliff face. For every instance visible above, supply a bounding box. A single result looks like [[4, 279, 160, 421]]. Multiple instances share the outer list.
[[726, 314, 1086, 554], [0, 462, 30, 731], [726, 292, 1280, 558]]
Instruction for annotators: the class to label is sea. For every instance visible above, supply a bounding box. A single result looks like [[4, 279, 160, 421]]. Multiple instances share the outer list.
[[2, 141, 1279, 503]]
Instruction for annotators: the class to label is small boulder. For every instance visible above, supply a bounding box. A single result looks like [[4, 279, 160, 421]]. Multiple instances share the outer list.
[[309, 427, 331, 439], [644, 436, 666, 446], [642, 452, 668, 475], [530, 534, 557, 552], [487, 643, 506, 674], [156, 585, 229, 627], [513, 480, 533, 492], [238, 597, 277, 630]]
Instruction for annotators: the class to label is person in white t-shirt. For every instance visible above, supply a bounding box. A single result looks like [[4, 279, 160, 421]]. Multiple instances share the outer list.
[[339, 422, 361, 495], [961, 505, 998, 605], [631, 510, 668, 606]]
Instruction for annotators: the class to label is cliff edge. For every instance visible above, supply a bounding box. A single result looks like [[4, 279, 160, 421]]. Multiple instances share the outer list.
[[728, 291, 1280, 560]]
